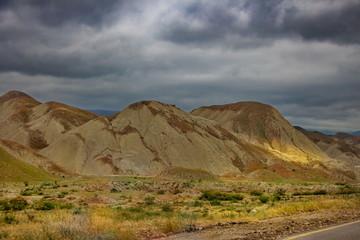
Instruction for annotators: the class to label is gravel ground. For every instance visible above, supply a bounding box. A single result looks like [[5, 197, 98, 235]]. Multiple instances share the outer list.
[[153, 210, 360, 240]]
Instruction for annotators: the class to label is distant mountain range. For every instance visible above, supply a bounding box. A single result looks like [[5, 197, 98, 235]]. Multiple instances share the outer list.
[[0, 90, 359, 181]]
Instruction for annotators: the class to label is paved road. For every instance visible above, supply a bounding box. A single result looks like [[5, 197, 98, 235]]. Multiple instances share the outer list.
[[282, 220, 360, 240]]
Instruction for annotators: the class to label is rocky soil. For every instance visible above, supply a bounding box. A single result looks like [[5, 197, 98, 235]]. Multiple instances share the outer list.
[[154, 210, 360, 240]]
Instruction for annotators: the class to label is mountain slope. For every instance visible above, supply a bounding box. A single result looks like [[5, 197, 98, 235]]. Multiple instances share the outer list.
[[191, 102, 328, 162], [295, 127, 360, 168], [0, 145, 58, 182], [0, 90, 98, 149]]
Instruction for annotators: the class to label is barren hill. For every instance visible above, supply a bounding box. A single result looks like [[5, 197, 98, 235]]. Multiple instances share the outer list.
[[0, 90, 98, 149], [295, 127, 360, 171], [0, 91, 357, 181], [191, 102, 328, 162]]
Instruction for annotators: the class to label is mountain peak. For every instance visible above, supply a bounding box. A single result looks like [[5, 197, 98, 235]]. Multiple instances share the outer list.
[[194, 101, 276, 113], [0, 90, 36, 104]]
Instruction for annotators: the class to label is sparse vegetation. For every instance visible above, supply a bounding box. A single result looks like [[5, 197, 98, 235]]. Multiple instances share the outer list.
[[0, 177, 358, 239]]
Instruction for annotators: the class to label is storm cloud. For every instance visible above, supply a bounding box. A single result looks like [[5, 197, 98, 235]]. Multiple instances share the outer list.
[[0, 0, 359, 131]]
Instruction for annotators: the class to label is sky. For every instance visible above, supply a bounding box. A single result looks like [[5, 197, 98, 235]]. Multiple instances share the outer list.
[[0, 0, 359, 132]]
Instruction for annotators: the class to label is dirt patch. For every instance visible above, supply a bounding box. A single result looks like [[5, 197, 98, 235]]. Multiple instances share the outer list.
[[28, 129, 49, 149], [154, 210, 360, 240]]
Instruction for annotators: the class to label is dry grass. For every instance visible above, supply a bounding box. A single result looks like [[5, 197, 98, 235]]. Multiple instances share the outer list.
[[0, 177, 359, 239]]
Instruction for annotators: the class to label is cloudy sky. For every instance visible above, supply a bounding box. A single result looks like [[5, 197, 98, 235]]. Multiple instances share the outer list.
[[0, 0, 359, 132]]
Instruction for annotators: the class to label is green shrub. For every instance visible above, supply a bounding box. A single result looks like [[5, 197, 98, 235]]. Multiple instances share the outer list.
[[110, 188, 119, 193], [161, 204, 173, 212], [72, 208, 84, 215], [313, 190, 327, 195], [210, 199, 221, 206], [259, 195, 269, 203], [193, 200, 203, 207], [199, 190, 244, 201], [250, 190, 263, 196], [144, 196, 155, 205], [4, 214, 18, 224], [33, 201, 56, 210], [0, 200, 10, 211], [8, 196, 29, 211], [58, 203, 74, 209], [157, 190, 165, 195]]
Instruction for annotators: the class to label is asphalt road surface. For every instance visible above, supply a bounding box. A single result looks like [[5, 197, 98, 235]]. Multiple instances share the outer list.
[[282, 220, 360, 240]]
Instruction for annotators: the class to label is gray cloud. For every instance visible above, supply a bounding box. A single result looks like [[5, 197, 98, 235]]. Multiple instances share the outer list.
[[0, 0, 359, 132]]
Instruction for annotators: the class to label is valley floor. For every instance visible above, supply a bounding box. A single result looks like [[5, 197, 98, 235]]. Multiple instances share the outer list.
[[0, 176, 359, 240]]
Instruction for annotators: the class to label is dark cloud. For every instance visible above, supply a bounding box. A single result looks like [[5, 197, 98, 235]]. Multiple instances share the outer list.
[[0, 0, 122, 27], [159, 0, 360, 46], [0, 0, 359, 131]]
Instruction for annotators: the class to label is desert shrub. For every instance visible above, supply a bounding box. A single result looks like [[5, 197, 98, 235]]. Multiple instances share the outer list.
[[161, 204, 173, 212], [199, 190, 244, 201], [172, 189, 182, 195], [8, 196, 29, 211], [58, 203, 74, 209], [157, 190, 165, 195], [210, 199, 221, 206], [276, 188, 286, 196], [3, 214, 18, 224], [110, 188, 119, 193], [20, 190, 32, 196], [0, 200, 10, 211], [193, 200, 203, 207], [144, 196, 155, 205], [250, 190, 263, 196], [259, 195, 270, 203], [313, 190, 327, 195], [72, 208, 84, 215], [335, 182, 346, 186], [120, 207, 160, 220], [33, 201, 56, 210], [273, 193, 282, 202], [0, 229, 9, 239]]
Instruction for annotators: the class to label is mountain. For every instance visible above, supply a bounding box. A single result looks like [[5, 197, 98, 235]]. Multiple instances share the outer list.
[[0, 91, 357, 181], [191, 102, 328, 160], [295, 127, 360, 170], [0, 90, 98, 149]]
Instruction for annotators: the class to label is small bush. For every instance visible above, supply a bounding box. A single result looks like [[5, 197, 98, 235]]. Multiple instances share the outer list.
[[210, 199, 221, 206], [4, 214, 18, 224], [0, 229, 9, 239], [276, 188, 286, 196], [250, 190, 263, 196], [144, 196, 155, 205], [161, 204, 173, 212], [172, 189, 182, 195], [157, 190, 165, 195], [72, 208, 84, 215], [8, 196, 29, 211], [58, 203, 74, 209], [273, 193, 282, 201], [259, 195, 270, 203], [110, 188, 119, 193], [193, 200, 203, 207], [33, 201, 56, 210], [313, 190, 327, 195]]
